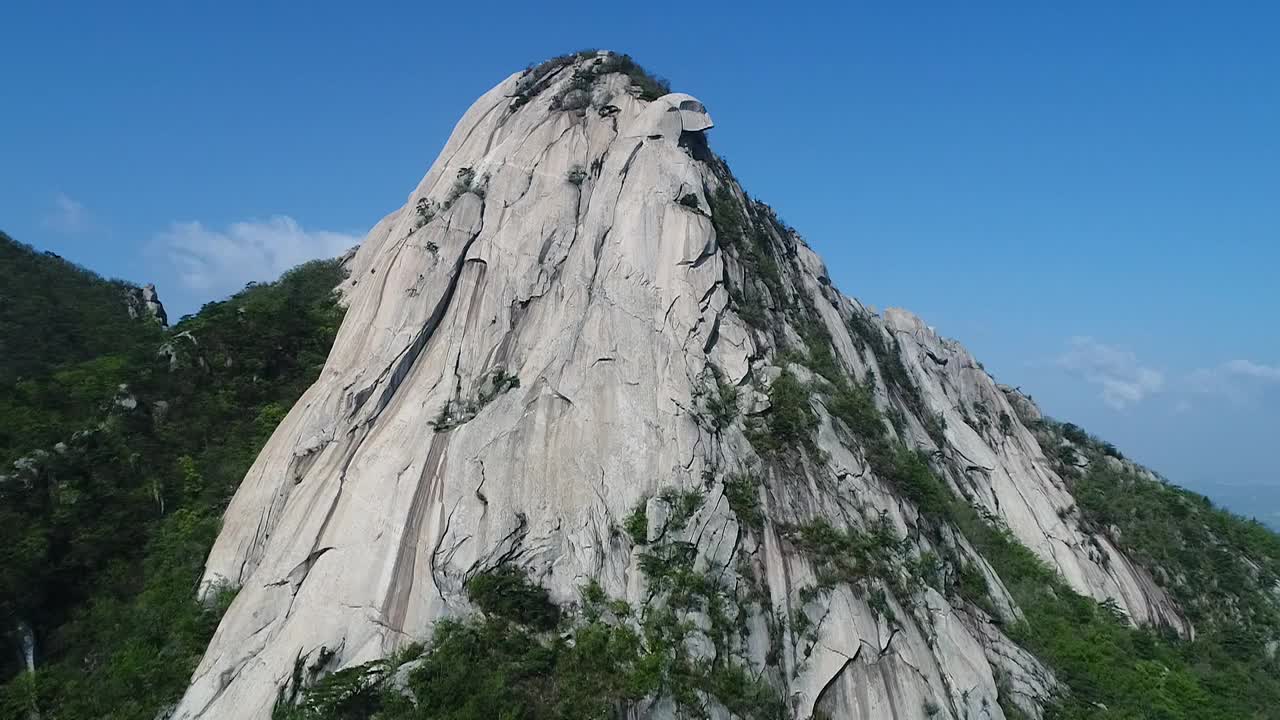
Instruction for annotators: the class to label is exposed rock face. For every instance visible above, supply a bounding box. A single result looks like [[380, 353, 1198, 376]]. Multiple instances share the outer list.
[[158, 330, 200, 372], [15, 621, 35, 675], [998, 384, 1041, 425], [336, 245, 360, 275], [124, 283, 168, 326], [882, 311, 1188, 636], [174, 52, 1186, 719]]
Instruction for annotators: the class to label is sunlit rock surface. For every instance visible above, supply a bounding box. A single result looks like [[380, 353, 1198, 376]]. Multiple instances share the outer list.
[[174, 52, 1186, 720]]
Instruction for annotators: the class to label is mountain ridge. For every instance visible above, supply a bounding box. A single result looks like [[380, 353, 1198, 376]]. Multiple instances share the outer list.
[[3, 50, 1278, 720], [176, 50, 1199, 719]]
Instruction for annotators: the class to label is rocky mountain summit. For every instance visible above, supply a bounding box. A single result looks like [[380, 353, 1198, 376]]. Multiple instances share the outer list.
[[167, 52, 1267, 720], [124, 283, 168, 326]]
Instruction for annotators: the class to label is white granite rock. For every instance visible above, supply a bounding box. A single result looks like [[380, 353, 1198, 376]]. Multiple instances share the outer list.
[[124, 283, 168, 326], [173, 52, 1187, 719]]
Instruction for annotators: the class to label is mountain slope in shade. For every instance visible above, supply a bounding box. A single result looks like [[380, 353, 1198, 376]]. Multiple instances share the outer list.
[[175, 52, 1205, 720]]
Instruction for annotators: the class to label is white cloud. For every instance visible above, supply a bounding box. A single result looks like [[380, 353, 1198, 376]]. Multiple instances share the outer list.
[[1056, 335, 1279, 411], [1223, 359, 1280, 382], [1057, 336, 1165, 410], [155, 215, 359, 295], [1186, 359, 1280, 405], [43, 192, 91, 234]]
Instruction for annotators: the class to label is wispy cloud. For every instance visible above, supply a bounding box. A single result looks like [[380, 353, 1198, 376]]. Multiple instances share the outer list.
[[1057, 336, 1165, 410], [1186, 359, 1280, 405], [154, 215, 359, 297], [1222, 359, 1280, 382], [42, 192, 92, 234]]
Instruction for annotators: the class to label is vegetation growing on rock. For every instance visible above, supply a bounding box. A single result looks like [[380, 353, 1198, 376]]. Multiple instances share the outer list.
[[276, 508, 786, 720], [700, 156, 1280, 717], [764, 292, 1280, 717], [512, 49, 671, 111]]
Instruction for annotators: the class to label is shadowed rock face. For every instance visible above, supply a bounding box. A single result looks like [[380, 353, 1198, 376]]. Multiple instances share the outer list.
[[174, 52, 1186, 720]]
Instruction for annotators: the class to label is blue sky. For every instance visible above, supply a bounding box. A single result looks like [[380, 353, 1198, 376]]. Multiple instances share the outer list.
[[3, 2, 1277, 521]]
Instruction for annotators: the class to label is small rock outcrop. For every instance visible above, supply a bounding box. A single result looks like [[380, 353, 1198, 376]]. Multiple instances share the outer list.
[[173, 52, 1188, 719], [998, 383, 1042, 425], [124, 283, 168, 326]]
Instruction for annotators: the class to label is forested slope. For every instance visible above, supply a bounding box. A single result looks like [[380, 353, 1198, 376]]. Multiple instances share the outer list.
[[0, 234, 347, 719]]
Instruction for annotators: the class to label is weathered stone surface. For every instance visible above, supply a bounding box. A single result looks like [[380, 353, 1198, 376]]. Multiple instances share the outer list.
[[622, 91, 714, 140], [158, 330, 199, 371], [173, 53, 1187, 719], [124, 283, 168, 326], [114, 383, 138, 411], [998, 383, 1042, 424], [879, 309, 1188, 635]]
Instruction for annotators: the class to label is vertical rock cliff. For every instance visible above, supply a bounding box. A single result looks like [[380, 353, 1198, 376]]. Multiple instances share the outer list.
[[174, 52, 1187, 719]]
